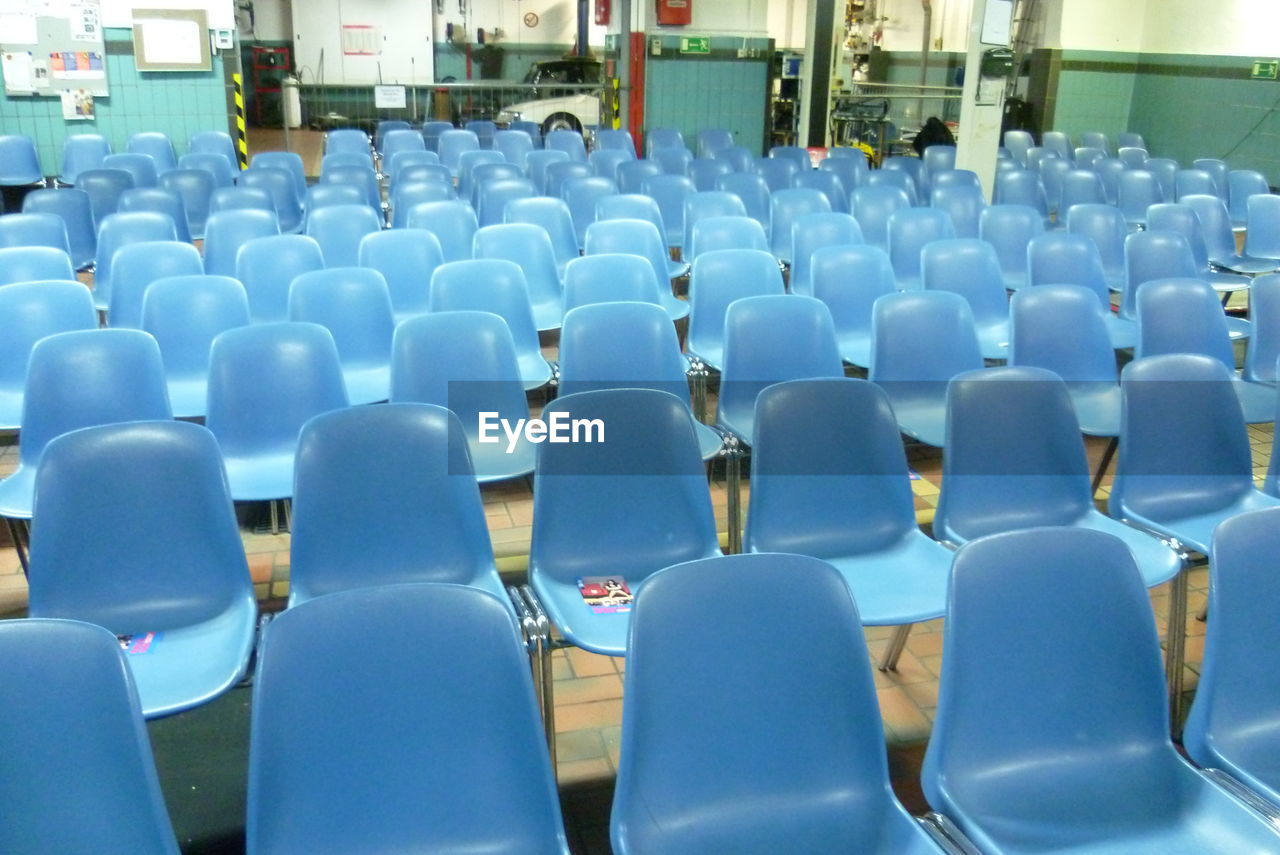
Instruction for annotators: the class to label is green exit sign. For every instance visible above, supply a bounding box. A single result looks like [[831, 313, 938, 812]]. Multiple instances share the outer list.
[[1251, 59, 1278, 80], [680, 36, 710, 55]]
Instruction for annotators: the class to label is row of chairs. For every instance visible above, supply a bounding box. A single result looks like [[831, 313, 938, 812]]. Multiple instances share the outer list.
[[0, 130, 238, 191]]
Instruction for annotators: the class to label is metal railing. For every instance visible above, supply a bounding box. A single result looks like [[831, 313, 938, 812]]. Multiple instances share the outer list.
[[829, 81, 963, 157]]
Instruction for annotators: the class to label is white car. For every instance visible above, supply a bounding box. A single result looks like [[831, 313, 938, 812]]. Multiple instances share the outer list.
[[496, 58, 602, 135]]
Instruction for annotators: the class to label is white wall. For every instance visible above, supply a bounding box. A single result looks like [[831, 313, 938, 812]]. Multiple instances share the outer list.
[[876, 0, 972, 52], [768, 0, 807, 48], [293, 0, 434, 84], [433, 0, 607, 49], [1048, 0, 1146, 51], [244, 0, 292, 41], [1141, 0, 1280, 55]]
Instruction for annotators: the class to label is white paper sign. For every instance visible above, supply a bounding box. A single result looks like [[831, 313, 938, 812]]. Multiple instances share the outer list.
[[0, 13, 39, 44], [981, 0, 1013, 45], [374, 84, 406, 109], [136, 16, 201, 64]]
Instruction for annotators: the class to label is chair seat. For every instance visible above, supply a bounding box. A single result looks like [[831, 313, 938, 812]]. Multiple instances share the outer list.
[[1067, 382, 1121, 436], [223, 452, 295, 501], [0, 465, 35, 518], [686, 343, 724, 373], [976, 321, 1011, 360], [1104, 314, 1138, 349], [665, 258, 690, 279], [469, 435, 536, 484], [695, 422, 723, 461], [1120, 490, 1280, 556], [823, 530, 951, 625], [531, 299, 564, 333], [0, 391, 20, 431], [341, 364, 391, 405], [1206, 739, 1280, 812], [1234, 377, 1277, 424], [889, 398, 947, 447], [122, 593, 257, 718], [1227, 316, 1252, 341], [1070, 510, 1182, 588], [1213, 254, 1280, 276], [1002, 270, 1031, 291], [1205, 269, 1253, 292], [658, 292, 690, 322], [518, 354, 555, 390], [166, 378, 209, 420]]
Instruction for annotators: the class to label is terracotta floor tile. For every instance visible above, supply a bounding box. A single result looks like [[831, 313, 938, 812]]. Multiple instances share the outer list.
[[877, 686, 932, 744], [565, 647, 619, 678], [555, 757, 614, 786], [555, 728, 607, 763], [553, 674, 624, 706], [555, 699, 624, 733]]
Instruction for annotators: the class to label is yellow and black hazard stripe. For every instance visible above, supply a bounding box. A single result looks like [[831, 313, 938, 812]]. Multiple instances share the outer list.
[[232, 73, 248, 169]]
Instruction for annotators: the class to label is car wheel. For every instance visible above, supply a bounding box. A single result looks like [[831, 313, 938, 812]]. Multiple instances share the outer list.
[[542, 112, 582, 135]]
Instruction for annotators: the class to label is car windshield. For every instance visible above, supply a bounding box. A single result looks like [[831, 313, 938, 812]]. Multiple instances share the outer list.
[[523, 61, 601, 85]]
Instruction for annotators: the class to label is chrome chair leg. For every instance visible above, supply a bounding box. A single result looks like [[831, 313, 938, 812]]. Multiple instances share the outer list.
[[879, 623, 913, 672], [721, 434, 742, 554], [1166, 561, 1190, 736], [5, 518, 29, 576], [519, 585, 557, 770], [268, 500, 280, 536]]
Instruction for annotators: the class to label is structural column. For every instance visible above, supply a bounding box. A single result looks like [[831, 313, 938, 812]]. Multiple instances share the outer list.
[[955, 0, 1013, 197]]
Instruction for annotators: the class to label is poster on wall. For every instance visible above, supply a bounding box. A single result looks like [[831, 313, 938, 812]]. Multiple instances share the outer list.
[[0, 0, 108, 97], [60, 87, 95, 118]]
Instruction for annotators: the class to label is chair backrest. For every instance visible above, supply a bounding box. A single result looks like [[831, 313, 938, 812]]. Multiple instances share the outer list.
[[508, 120, 542, 148], [1181, 193, 1240, 263], [682, 191, 748, 255], [993, 168, 1049, 217], [529, 388, 719, 586], [209, 186, 274, 216], [979, 203, 1045, 288], [811, 243, 896, 361], [768, 187, 832, 261], [616, 158, 664, 194], [240, 167, 306, 232], [922, 527, 1173, 829], [94, 211, 179, 307], [588, 148, 632, 182], [851, 184, 911, 251], [0, 619, 179, 854], [1121, 228, 1196, 318], [613, 551, 924, 853], [16, 328, 173, 477], [127, 132, 177, 173], [717, 294, 845, 444], [882, 155, 925, 198], [235, 233, 324, 323], [561, 175, 619, 247], [545, 128, 588, 161], [714, 171, 772, 229], [0, 245, 75, 286], [525, 149, 572, 193], [655, 148, 694, 180], [934, 365, 1094, 542], [288, 267, 395, 380], [755, 157, 801, 194], [1117, 169, 1163, 226], [473, 171, 535, 224], [582, 217, 673, 287], [319, 163, 381, 214], [1183, 506, 1280, 776], [249, 151, 306, 202], [421, 120, 455, 153], [688, 156, 733, 192], [1227, 169, 1270, 225], [931, 168, 982, 193], [641, 173, 696, 247], [865, 168, 920, 206], [790, 170, 848, 213], [887, 207, 956, 288], [819, 154, 867, 198], [0, 211, 71, 255], [1066, 202, 1127, 286], [1117, 131, 1146, 150], [389, 159, 450, 193], [77, 167, 136, 224], [561, 253, 666, 313], [931, 183, 988, 239], [324, 128, 371, 157], [644, 127, 686, 157], [494, 129, 535, 165], [595, 128, 637, 154], [289, 404, 501, 604], [358, 228, 443, 319], [202, 207, 279, 277], [390, 180, 455, 228], [456, 150, 506, 201], [1003, 129, 1034, 165], [0, 281, 97, 429], [1172, 167, 1213, 201], [787, 211, 863, 296], [1116, 146, 1149, 170], [247, 583, 567, 854], [695, 128, 734, 159], [687, 249, 786, 365], [464, 119, 496, 149], [1110, 353, 1255, 524], [406, 200, 476, 264], [1135, 276, 1235, 369], [20, 188, 96, 269], [1040, 130, 1074, 163], [870, 290, 983, 389], [1039, 158, 1073, 212], [102, 152, 158, 188], [1026, 229, 1111, 299], [158, 168, 215, 239], [688, 215, 768, 261], [436, 128, 480, 174], [504, 196, 579, 271], [1081, 131, 1111, 155], [1146, 201, 1216, 274], [1010, 283, 1120, 383], [107, 240, 204, 328], [920, 238, 1009, 326], [59, 133, 111, 185], [597, 193, 669, 241], [1058, 168, 1107, 212], [474, 222, 565, 314], [117, 187, 192, 243], [179, 152, 236, 188], [714, 144, 757, 174], [1192, 157, 1229, 198], [1245, 193, 1280, 259], [205, 322, 349, 463], [1244, 272, 1280, 384], [557, 300, 688, 397], [428, 259, 543, 362], [378, 126, 423, 158]]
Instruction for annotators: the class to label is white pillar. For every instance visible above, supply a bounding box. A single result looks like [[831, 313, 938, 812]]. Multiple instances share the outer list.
[[955, 0, 1013, 198]]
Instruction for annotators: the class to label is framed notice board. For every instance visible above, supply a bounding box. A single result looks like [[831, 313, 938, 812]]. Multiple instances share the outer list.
[[132, 8, 210, 72], [1, 0, 108, 97]]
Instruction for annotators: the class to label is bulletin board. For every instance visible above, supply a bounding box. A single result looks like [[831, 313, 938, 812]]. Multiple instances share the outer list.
[[0, 0, 109, 97]]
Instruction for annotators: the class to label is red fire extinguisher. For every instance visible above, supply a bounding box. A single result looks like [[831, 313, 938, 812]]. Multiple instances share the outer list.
[[655, 0, 691, 26], [595, 0, 610, 25]]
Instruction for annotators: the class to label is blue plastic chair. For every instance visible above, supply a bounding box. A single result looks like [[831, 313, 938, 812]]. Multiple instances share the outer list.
[[611, 552, 950, 855], [157, 168, 215, 239], [866, 168, 920, 207], [239, 166, 305, 233], [107, 240, 203, 328], [1117, 131, 1147, 150], [528, 388, 721, 657], [561, 175, 618, 249], [234, 233, 323, 323], [792, 170, 849, 213], [58, 133, 110, 185], [980, 203, 1045, 290], [455, 150, 506, 202], [389, 180, 454, 228], [205, 322, 349, 503], [1066, 202, 1127, 289], [715, 171, 772, 232], [644, 127, 685, 157], [581, 219, 690, 321], [247, 583, 568, 854], [595, 128, 637, 154], [562, 254, 666, 312], [1058, 167, 1108, 214], [0, 328, 173, 525], [187, 129, 235, 163], [694, 128, 734, 159], [681, 190, 748, 255], [0, 135, 45, 186], [324, 128, 371, 158], [318, 164, 381, 217], [812, 243, 897, 368], [0, 246, 74, 286], [769, 144, 811, 173], [21, 188, 97, 270], [1116, 169, 1164, 228], [642, 173, 696, 249], [930, 169, 982, 194], [887, 207, 956, 290], [209, 186, 274, 216], [1246, 194, 1280, 262], [358, 228, 442, 322], [1039, 130, 1074, 163], [557, 300, 719, 459], [249, 151, 306, 204], [993, 169, 1050, 221], [1039, 158, 1072, 215], [768, 187, 831, 263], [0, 211, 70, 255], [1185, 193, 1279, 274], [546, 128, 588, 162], [378, 127, 424, 161], [141, 274, 249, 419], [473, 222, 566, 331], [494, 129, 535, 166], [1110, 353, 1280, 555], [922, 144, 957, 185], [179, 152, 236, 188], [0, 281, 97, 430], [686, 248, 786, 371], [77, 167, 135, 225], [596, 194, 688, 278], [787, 212, 863, 296], [1121, 228, 1196, 319], [1136, 277, 1273, 422], [1228, 169, 1270, 228], [614, 158, 663, 195], [475, 176, 537, 227], [1183, 506, 1280, 811], [1146, 202, 1252, 299], [870, 290, 983, 447], [303, 184, 366, 231], [288, 267, 394, 404], [1073, 146, 1105, 170], [428, 259, 553, 389], [304, 203, 383, 268], [28, 420, 256, 718], [1003, 130, 1033, 166], [921, 238, 1011, 359], [385, 151, 444, 187], [589, 148, 633, 182], [202, 207, 279, 278], [504, 196, 580, 275], [688, 157, 733, 192], [1009, 284, 1123, 437], [1193, 157, 1230, 199], [1081, 131, 1112, 155], [819, 152, 868, 198], [421, 120, 454, 153], [389, 311, 537, 483], [0, 619, 180, 852], [405, 199, 477, 263], [744, 377, 951, 656], [527, 149, 572, 192], [94, 211, 179, 311], [509, 120, 543, 148], [127, 132, 177, 174], [117, 187, 193, 243], [687, 215, 768, 263], [289, 404, 509, 606], [923, 526, 1280, 854], [1174, 168, 1216, 201], [1245, 273, 1280, 384], [1096, 157, 1130, 204], [931, 183, 987, 239], [103, 153, 158, 189], [852, 184, 911, 251], [753, 157, 798, 194]]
